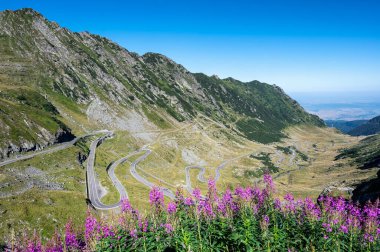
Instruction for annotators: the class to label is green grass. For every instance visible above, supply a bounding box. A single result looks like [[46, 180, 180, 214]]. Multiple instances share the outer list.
[[0, 189, 87, 240], [276, 145, 309, 161], [194, 73, 324, 144], [141, 106, 172, 129], [276, 146, 292, 155], [0, 89, 72, 148], [336, 134, 380, 169], [247, 152, 280, 176], [0, 142, 90, 241]]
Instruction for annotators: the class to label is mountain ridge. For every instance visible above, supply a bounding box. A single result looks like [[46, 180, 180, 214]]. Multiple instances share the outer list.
[[348, 115, 380, 136], [325, 119, 368, 133], [0, 8, 323, 159]]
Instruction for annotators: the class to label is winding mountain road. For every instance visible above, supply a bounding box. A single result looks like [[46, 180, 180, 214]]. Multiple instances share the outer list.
[[184, 162, 228, 194], [1, 128, 255, 210], [0, 130, 110, 168], [184, 166, 206, 194], [129, 147, 176, 199], [183, 154, 250, 195], [106, 150, 140, 200], [85, 131, 124, 210]]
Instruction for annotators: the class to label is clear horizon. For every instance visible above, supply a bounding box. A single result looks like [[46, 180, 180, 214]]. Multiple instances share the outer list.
[[1, 1, 380, 93]]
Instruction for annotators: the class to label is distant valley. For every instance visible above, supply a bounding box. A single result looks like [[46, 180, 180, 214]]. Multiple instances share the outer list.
[[325, 115, 380, 136], [325, 119, 368, 133], [291, 91, 380, 121]]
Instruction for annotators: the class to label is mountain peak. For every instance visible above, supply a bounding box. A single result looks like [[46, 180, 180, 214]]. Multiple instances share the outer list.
[[16, 8, 41, 15], [1, 8, 43, 18], [142, 52, 176, 64]]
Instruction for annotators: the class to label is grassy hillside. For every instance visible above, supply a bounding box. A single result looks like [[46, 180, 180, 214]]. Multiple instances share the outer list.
[[335, 134, 380, 202], [0, 88, 74, 158], [325, 119, 368, 133], [195, 74, 324, 143], [336, 134, 380, 169], [0, 8, 324, 154], [348, 115, 380, 136]]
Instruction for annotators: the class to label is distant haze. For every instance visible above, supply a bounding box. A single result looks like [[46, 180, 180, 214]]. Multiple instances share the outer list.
[[291, 91, 380, 121]]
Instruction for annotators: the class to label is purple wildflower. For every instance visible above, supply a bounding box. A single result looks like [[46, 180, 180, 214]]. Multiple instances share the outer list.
[[198, 199, 214, 218], [217, 200, 226, 215], [263, 173, 274, 192], [207, 179, 217, 200], [149, 186, 164, 209], [192, 188, 202, 201], [235, 186, 252, 201], [142, 220, 149, 233], [274, 198, 282, 210], [208, 179, 216, 191], [222, 189, 233, 204], [175, 187, 184, 203], [26, 237, 42, 252], [334, 197, 346, 213], [184, 197, 194, 206], [121, 198, 132, 213], [284, 193, 294, 202], [65, 221, 79, 250], [164, 223, 173, 234], [364, 233, 374, 243], [130, 229, 137, 239], [85, 210, 97, 240], [167, 202, 177, 214], [260, 215, 270, 229], [45, 231, 63, 252], [322, 223, 333, 233], [263, 215, 270, 224], [340, 225, 348, 234], [101, 225, 114, 238]]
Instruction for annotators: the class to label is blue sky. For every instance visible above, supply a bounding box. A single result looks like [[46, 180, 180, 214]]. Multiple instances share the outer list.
[[1, 0, 380, 93]]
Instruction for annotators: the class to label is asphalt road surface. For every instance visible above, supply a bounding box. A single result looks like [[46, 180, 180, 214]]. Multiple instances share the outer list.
[[0, 130, 110, 168], [129, 147, 176, 199]]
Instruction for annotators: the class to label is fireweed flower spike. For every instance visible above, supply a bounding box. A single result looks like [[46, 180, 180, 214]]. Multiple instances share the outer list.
[[121, 198, 133, 213], [175, 187, 185, 204], [65, 220, 79, 250], [184, 197, 194, 206], [192, 188, 202, 201], [207, 178, 217, 200], [44, 230, 63, 252], [149, 186, 164, 210], [85, 209, 98, 241], [167, 202, 177, 214], [263, 173, 274, 193], [260, 215, 270, 230], [164, 223, 173, 234]]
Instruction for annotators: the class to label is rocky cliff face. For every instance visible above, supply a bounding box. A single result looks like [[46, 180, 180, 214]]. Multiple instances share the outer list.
[[0, 8, 324, 158]]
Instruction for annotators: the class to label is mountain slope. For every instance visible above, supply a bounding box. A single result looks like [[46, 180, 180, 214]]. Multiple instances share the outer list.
[[348, 115, 380, 136], [0, 8, 323, 158], [336, 134, 380, 170], [325, 119, 368, 134], [336, 133, 380, 202]]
